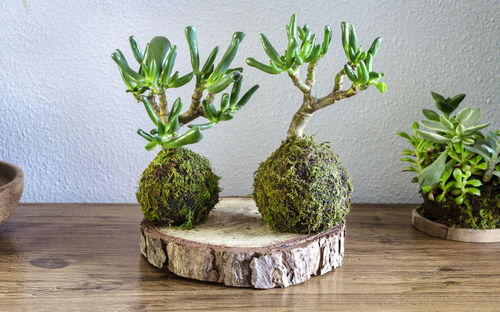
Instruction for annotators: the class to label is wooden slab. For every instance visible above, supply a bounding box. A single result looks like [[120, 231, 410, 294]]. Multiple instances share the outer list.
[[140, 197, 345, 288], [412, 208, 500, 243]]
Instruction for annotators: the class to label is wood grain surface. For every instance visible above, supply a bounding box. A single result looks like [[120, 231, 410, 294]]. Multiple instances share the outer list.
[[1, 199, 499, 311], [140, 198, 345, 288]]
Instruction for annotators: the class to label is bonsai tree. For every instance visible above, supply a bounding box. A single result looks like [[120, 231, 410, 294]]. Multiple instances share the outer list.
[[398, 92, 499, 229], [247, 14, 386, 233], [112, 28, 259, 229]]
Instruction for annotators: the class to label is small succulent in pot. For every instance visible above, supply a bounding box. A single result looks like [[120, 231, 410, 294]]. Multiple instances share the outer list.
[[112, 28, 258, 229], [398, 92, 500, 229], [248, 14, 386, 233]]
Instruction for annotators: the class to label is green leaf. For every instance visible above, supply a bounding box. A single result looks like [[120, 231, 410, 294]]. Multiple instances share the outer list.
[[461, 108, 482, 128], [455, 196, 464, 205], [401, 149, 414, 155], [234, 84, 259, 111], [449, 93, 466, 109], [207, 71, 241, 94], [467, 187, 481, 196], [168, 71, 195, 88], [137, 129, 155, 142], [348, 24, 358, 53], [260, 34, 283, 66], [200, 46, 220, 76], [212, 31, 245, 78], [421, 120, 449, 132], [129, 35, 144, 63], [220, 93, 229, 111], [422, 109, 440, 121], [463, 122, 490, 135], [341, 22, 350, 57], [466, 179, 482, 187], [142, 36, 171, 74], [401, 157, 417, 164], [402, 166, 419, 173], [160, 45, 177, 84], [397, 132, 412, 140], [285, 38, 299, 67], [344, 64, 358, 82], [185, 26, 199, 74], [439, 115, 454, 130], [367, 37, 381, 57], [373, 81, 386, 93], [202, 100, 218, 122], [358, 60, 369, 84], [416, 130, 450, 144], [166, 97, 183, 133], [162, 127, 203, 149], [431, 91, 445, 103], [418, 151, 448, 186], [140, 97, 160, 127], [144, 141, 158, 151], [246, 57, 282, 74], [321, 25, 332, 55]]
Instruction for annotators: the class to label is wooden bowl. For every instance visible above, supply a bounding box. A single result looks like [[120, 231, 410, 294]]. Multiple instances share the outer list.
[[0, 161, 24, 224]]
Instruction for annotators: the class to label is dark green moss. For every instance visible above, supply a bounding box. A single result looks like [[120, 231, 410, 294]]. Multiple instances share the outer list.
[[420, 180, 500, 229], [253, 136, 353, 234], [136, 148, 220, 229]]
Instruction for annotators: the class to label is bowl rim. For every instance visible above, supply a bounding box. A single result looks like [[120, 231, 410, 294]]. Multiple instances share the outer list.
[[0, 161, 24, 191]]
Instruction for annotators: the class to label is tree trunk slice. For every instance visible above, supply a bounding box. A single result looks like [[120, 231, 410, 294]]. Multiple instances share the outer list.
[[412, 208, 500, 243], [140, 197, 345, 289]]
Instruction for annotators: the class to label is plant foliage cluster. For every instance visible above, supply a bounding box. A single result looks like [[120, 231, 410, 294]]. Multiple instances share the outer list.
[[112, 28, 258, 150], [398, 93, 500, 228]]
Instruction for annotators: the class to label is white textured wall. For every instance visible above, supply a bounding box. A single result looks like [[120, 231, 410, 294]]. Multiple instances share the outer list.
[[0, 0, 498, 203]]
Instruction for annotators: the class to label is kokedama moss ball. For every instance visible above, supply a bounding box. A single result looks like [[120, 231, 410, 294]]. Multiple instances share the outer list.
[[253, 136, 353, 233], [137, 148, 220, 229]]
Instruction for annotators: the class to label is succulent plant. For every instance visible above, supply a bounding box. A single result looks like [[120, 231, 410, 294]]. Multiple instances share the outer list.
[[247, 14, 385, 138], [250, 14, 385, 233], [398, 92, 499, 228], [112, 28, 259, 151]]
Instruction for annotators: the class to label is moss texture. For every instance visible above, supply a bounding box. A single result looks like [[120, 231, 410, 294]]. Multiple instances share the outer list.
[[136, 148, 220, 229], [253, 135, 353, 234], [420, 180, 500, 229]]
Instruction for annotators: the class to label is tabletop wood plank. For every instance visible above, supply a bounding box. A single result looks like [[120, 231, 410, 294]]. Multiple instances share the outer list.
[[0, 200, 499, 311]]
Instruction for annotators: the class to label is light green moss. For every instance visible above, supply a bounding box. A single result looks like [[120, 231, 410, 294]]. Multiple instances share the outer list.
[[136, 148, 220, 229], [253, 136, 353, 234]]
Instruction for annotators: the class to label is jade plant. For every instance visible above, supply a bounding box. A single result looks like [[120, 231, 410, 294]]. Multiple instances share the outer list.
[[112, 27, 258, 229], [398, 92, 499, 229], [248, 14, 386, 233]]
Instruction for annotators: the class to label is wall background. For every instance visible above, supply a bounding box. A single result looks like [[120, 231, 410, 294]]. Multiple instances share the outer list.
[[0, 0, 498, 203]]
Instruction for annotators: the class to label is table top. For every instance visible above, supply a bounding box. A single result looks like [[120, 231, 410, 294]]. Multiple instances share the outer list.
[[1, 199, 499, 311]]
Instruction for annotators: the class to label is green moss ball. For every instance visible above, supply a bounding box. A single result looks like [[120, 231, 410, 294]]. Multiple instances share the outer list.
[[253, 136, 353, 233], [137, 148, 220, 229]]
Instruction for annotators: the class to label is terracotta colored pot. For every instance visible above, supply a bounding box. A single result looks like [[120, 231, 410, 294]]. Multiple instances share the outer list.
[[0, 161, 24, 224]]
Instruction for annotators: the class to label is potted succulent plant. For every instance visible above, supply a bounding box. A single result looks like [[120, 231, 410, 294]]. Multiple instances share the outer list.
[[247, 14, 386, 233], [398, 92, 500, 242], [111, 27, 258, 229]]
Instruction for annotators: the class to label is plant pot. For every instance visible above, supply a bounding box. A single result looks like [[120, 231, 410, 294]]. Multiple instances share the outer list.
[[411, 208, 500, 243], [0, 161, 24, 224]]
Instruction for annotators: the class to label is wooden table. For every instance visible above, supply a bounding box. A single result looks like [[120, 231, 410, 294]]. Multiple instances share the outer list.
[[1, 200, 499, 311]]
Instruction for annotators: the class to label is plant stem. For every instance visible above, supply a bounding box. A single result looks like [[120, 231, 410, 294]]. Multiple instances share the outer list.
[[158, 90, 168, 125], [179, 80, 204, 126]]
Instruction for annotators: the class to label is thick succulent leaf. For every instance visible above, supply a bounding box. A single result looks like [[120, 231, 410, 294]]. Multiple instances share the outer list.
[[422, 109, 440, 121], [417, 130, 450, 144], [418, 151, 448, 186], [421, 120, 449, 132], [142, 36, 171, 73], [162, 127, 203, 149]]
